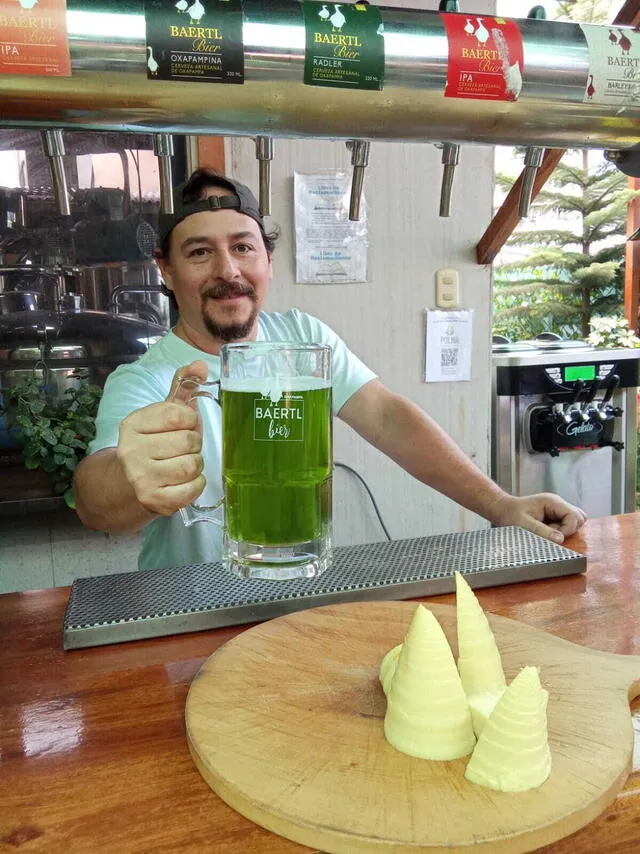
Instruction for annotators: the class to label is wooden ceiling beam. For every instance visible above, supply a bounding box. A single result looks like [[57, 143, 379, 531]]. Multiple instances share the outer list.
[[475, 148, 565, 265], [611, 0, 640, 25]]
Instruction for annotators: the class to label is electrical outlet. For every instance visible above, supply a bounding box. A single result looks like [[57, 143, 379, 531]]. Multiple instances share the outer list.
[[435, 268, 460, 308]]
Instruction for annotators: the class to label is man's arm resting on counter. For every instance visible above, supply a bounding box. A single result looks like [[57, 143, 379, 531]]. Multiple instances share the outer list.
[[338, 379, 509, 525], [73, 449, 158, 534], [338, 379, 586, 541]]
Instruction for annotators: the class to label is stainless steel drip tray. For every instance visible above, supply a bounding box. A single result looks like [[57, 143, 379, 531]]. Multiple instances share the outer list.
[[62, 526, 586, 650]]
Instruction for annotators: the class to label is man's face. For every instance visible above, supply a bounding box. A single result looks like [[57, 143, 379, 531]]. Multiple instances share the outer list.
[[158, 187, 272, 346]]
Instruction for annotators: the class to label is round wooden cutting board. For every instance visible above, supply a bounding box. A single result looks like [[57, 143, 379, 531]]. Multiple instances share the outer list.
[[185, 601, 640, 854]]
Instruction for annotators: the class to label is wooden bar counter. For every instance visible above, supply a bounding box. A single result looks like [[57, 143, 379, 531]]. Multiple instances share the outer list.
[[1, 514, 639, 854]]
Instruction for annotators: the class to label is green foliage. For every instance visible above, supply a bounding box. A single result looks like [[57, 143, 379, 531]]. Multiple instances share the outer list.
[[553, 0, 612, 24], [493, 149, 635, 341], [0, 375, 102, 509], [586, 315, 640, 348]]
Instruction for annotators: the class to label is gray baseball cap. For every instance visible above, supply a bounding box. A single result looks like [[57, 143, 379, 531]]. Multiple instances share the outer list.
[[158, 174, 263, 246]]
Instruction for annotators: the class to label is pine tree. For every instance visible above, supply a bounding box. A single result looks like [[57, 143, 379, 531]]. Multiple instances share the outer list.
[[493, 0, 627, 342], [493, 151, 636, 340]]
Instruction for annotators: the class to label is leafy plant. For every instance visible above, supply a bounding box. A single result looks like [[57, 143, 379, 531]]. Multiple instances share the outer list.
[[0, 374, 102, 509], [586, 315, 640, 349]]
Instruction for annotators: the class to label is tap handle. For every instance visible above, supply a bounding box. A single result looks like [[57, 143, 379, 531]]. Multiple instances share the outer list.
[[601, 373, 620, 406], [563, 379, 584, 422], [581, 377, 600, 411]]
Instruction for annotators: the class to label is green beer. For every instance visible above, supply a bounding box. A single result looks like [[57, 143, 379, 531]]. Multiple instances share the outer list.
[[221, 377, 332, 547]]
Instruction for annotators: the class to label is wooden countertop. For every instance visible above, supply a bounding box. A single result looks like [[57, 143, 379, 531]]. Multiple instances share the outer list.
[[1, 514, 639, 854]]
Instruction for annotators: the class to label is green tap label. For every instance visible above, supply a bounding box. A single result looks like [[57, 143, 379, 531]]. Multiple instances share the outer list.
[[144, 0, 244, 84], [303, 1, 385, 90]]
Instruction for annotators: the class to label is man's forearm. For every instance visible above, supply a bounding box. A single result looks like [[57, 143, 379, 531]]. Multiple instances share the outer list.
[[340, 383, 509, 525], [73, 449, 158, 534]]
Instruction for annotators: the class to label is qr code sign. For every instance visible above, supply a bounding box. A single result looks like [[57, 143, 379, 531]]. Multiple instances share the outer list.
[[441, 348, 459, 368]]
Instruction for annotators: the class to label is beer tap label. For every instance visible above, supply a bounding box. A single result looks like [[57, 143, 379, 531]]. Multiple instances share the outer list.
[[144, 0, 244, 83], [441, 13, 524, 102], [0, 0, 71, 77], [579, 24, 640, 107], [302, 1, 384, 91]]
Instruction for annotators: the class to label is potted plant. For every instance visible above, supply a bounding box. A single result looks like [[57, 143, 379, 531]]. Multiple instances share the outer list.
[[0, 374, 102, 509]]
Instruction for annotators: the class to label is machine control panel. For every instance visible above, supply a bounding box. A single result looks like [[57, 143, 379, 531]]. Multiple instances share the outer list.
[[496, 356, 638, 397], [542, 362, 616, 388]]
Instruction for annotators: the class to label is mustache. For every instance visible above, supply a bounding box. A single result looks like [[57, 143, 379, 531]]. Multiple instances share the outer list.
[[201, 282, 257, 301]]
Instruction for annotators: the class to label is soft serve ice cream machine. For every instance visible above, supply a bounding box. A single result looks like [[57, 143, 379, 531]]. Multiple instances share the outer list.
[[492, 344, 640, 519]]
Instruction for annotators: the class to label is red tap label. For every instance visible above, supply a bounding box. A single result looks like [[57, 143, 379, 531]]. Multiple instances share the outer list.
[[0, 0, 71, 77], [441, 13, 524, 102]]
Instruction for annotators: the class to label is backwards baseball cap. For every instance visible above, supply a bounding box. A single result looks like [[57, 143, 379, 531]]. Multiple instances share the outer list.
[[157, 173, 263, 248]]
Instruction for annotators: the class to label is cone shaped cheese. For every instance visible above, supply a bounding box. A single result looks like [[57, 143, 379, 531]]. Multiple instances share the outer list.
[[464, 666, 552, 792], [379, 644, 402, 696], [456, 571, 507, 735], [384, 605, 476, 760]]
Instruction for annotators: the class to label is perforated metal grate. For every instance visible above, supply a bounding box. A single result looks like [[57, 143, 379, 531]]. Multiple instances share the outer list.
[[63, 526, 585, 649]]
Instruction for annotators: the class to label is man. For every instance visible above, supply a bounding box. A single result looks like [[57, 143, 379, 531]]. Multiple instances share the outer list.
[[73, 168, 586, 570]]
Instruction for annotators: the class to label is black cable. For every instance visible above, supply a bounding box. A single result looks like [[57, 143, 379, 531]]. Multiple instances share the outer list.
[[334, 461, 392, 541]]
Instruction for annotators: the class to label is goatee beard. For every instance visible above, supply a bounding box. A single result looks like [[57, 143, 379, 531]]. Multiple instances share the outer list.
[[202, 308, 259, 342], [200, 283, 259, 342]]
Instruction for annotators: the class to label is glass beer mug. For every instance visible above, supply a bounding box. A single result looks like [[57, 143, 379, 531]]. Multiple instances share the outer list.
[[176, 342, 333, 580]]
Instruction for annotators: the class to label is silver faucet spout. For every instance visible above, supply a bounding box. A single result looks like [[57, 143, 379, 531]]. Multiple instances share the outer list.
[[41, 130, 71, 217], [518, 146, 545, 218], [153, 134, 175, 214], [438, 142, 460, 218], [347, 140, 370, 221], [255, 136, 274, 216]]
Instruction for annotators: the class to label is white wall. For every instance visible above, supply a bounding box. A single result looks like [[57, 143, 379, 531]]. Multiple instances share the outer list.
[[227, 132, 495, 548]]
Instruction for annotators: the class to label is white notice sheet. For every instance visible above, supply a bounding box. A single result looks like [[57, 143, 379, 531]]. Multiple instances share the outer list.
[[424, 309, 473, 382], [294, 171, 369, 284]]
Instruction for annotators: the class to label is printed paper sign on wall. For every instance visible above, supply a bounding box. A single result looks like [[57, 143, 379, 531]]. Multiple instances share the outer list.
[[0, 0, 70, 77], [580, 24, 640, 107], [144, 0, 244, 83], [303, 1, 384, 91], [441, 13, 523, 102]]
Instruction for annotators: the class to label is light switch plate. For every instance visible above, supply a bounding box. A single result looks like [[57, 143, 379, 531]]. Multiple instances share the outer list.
[[435, 268, 460, 308]]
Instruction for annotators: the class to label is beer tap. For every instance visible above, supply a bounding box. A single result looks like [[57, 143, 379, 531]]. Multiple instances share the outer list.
[[153, 134, 175, 214], [437, 143, 460, 218], [516, 7, 547, 219], [579, 378, 600, 422], [436, 0, 460, 218], [518, 146, 545, 218], [346, 140, 370, 221], [596, 374, 620, 420], [562, 379, 585, 424], [41, 130, 71, 217], [255, 136, 274, 217]]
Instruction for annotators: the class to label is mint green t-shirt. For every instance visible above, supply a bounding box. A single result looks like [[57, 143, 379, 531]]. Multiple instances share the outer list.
[[89, 309, 377, 570]]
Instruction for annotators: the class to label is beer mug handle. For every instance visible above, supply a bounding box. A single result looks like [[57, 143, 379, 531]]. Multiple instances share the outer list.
[[170, 376, 224, 529]]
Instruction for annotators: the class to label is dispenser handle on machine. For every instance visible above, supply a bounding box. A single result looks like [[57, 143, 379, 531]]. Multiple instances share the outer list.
[[580, 378, 600, 421], [597, 374, 620, 420], [601, 373, 620, 406], [563, 379, 585, 423]]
